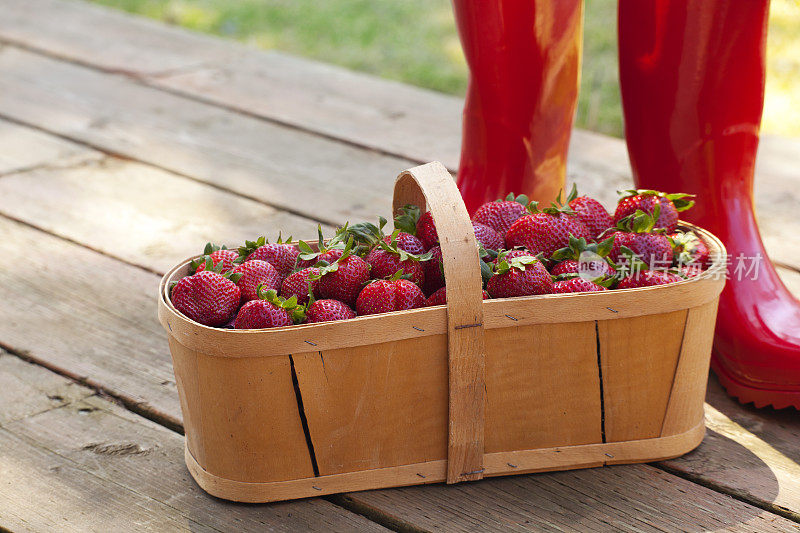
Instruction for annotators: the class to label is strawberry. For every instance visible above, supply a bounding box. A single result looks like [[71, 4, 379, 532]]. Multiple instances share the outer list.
[[280, 267, 321, 305], [313, 239, 371, 307], [365, 248, 425, 286], [550, 234, 615, 280], [472, 222, 503, 251], [614, 189, 695, 233], [415, 211, 439, 250], [553, 278, 607, 293], [505, 194, 591, 259], [191, 243, 238, 273], [670, 231, 709, 268], [566, 185, 613, 239], [306, 299, 356, 323], [678, 264, 705, 278], [486, 251, 553, 298], [171, 258, 242, 327], [422, 245, 445, 296], [617, 270, 683, 289], [606, 209, 673, 269], [424, 286, 489, 307], [356, 277, 426, 316], [233, 288, 305, 329], [237, 234, 299, 278], [297, 226, 348, 269], [387, 232, 426, 256], [472, 193, 529, 237], [232, 259, 281, 302]]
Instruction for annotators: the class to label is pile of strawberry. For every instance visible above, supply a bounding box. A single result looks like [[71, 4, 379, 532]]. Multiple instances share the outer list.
[[170, 187, 710, 329]]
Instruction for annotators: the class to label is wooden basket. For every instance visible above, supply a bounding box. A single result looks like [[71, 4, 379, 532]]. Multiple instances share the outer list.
[[158, 162, 726, 503]]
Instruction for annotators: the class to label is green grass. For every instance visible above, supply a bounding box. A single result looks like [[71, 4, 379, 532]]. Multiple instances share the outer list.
[[91, 0, 799, 138]]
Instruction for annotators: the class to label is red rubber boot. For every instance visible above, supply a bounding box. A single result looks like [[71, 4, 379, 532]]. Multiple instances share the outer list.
[[452, 0, 583, 214], [619, 0, 800, 409]]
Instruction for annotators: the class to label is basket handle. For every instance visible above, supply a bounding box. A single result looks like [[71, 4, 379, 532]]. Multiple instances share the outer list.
[[393, 162, 486, 484]]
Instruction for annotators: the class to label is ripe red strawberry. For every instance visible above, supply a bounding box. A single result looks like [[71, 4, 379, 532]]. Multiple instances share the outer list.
[[315, 240, 371, 307], [171, 267, 242, 327], [238, 235, 299, 278], [233, 288, 304, 329], [472, 193, 530, 237], [191, 243, 238, 273], [553, 278, 607, 293], [608, 232, 673, 269], [306, 299, 356, 323], [280, 267, 321, 305], [614, 190, 694, 233], [670, 231, 710, 268], [617, 270, 683, 289], [551, 259, 615, 279], [493, 249, 535, 264], [356, 278, 426, 315], [424, 286, 489, 307], [505, 200, 591, 258], [550, 234, 615, 279], [422, 245, 445, 296], [387, 232, 426, 255], [415, 211, 438, 250], [486, 252, 553, 298], [678, 264, 705, 278], [364, 232, 429, 286], [566, 185, 613, 239], [297, 226, 348, 269], [232, 259, 281, 302], [473, 222, 503, 251]]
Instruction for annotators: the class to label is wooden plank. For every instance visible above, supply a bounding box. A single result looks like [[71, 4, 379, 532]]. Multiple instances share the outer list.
[[0, 153, 334, 273], [0, 0, 238, 75], [660, 375, 800, 522], [0, 352, 389, 532], [345, 464, 798, 532], [597, 310, 688, 442], [0, 46, 406, 225], [0, 118, 95, 175], [0, 216, 178, 424]]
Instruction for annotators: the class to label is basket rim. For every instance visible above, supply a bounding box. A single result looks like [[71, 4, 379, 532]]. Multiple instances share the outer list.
[[157, 222, 726, 358]]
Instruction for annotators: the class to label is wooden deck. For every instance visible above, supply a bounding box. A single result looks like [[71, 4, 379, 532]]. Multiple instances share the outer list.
[[0, 1, 798, 531]]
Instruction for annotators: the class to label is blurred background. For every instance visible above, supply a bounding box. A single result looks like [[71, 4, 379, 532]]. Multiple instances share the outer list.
[[92, 0, 799, 138]]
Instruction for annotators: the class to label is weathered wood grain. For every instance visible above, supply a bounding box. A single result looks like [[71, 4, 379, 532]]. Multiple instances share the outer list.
[[660, 376, 800, 522], [346, 464, 798, 532], [0, 216, 178, 423], [0, 154, 333, 273], [0, 118, 95, 175], [0, 0, 238, 75], [0, 46, 406, 225], [0, 353, 389, 532]]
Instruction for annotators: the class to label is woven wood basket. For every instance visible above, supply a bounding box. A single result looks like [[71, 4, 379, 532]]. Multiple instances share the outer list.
[[158, 162, 726, 503]]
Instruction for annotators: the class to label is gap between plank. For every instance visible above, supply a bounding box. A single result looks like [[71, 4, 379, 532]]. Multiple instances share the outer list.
[[0, 38, 441, 171], [0, 112, 347, 229], [594, 321, 606, 444], [326, 494, 430, 533], [288, 355, 321, 477]]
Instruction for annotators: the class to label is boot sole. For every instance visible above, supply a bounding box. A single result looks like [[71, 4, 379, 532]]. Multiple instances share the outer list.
[[711, 356, 800, 410]]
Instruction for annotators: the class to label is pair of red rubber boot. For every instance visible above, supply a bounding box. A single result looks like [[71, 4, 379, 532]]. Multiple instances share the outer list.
[[453, 0, 800, 409]]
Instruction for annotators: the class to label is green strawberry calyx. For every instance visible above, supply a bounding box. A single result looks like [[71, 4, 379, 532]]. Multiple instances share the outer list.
[[256, 285, 306, 324], [308, 236, 357, 281], [617, 189, 696, 212], [190, 255, 243, 283], [526, 189, 576, 216], [493, 251, 540, 276], [234, 233, 294, 263], [552, 272, 616, 288], [394, 204, 421, 235], [297, 224, 348, 264], [346, 216, 388, 255], [613, 204, 663, 234], [376, 230, 433, 262], [669, 230, 705, 265], [494, 192, 530, 206], [189, 242, 228, 272], [551, 234, 615, 262], [608, 246, 648, 279]]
